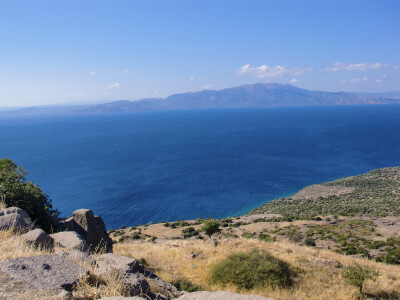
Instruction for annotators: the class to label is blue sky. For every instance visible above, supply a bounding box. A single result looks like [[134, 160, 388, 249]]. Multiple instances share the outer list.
[[0, 0, 399, 107]]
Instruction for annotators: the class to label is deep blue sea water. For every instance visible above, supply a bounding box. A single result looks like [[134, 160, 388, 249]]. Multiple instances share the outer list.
[[0, 105, 400, 229]]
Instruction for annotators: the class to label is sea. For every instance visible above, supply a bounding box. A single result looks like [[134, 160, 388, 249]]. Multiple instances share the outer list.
[[0, 105, 399, 229]]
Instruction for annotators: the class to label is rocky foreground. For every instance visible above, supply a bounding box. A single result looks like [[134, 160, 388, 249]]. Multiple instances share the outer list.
[[0, 206, 273, 300], [1, 166, 400, 299]]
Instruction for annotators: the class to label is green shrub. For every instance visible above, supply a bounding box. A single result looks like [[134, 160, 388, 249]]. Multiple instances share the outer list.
[[241, 232, 255, 239], [182, 227, 198, 239], [304, 237, 316, 247], [0, 158, 58, 232], [200, 220, 221, 237], [283, 226, 303, 242], [171, 277, 204, 292], [209, 250, 293, 290], [131, 232, 141, 240], [258, 233, 274, 242], [342, 264, 380, 294]]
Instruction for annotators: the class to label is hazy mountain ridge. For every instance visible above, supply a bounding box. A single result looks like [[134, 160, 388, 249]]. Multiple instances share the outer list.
[[2, 83, 400, 115]]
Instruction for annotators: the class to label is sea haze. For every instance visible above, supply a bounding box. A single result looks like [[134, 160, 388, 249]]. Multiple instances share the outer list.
[[0, 105, 400, 229]]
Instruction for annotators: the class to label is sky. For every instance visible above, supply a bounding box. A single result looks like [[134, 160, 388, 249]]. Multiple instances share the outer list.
[[0, 0, 399, 107]]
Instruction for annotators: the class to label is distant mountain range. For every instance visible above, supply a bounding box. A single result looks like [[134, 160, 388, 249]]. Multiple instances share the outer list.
[[3, 83, 400, 115]]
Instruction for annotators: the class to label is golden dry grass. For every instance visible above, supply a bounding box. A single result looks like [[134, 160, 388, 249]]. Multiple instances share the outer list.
[[0, 228, 52, 261], [114, 238, 400, 300]]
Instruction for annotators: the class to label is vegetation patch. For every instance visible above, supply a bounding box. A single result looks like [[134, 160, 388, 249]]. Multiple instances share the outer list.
[[182, 227, 198, 239], [250, 167, 400, 217], [209, 249, 293, 290], [170, 277, 204, 292]]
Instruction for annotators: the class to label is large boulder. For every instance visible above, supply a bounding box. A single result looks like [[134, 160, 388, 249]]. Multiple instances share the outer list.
[[124, 273, 151, 297], [177, 291, 274, 300], [0, 254, 87, 291], [0, 207, 34, 231], [58, 209, 112, 253], [95, 254, 144, 276], [19, 228, 54, 250], [94, 254, 150, 297], [144, 271, 183, 299], [50, 231, 89, 252]]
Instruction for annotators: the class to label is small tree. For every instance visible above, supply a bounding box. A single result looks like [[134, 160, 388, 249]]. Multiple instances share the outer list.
[[342, 264, 380, 294], [0, 158, 58, 231], [200, 220, 221, 237]]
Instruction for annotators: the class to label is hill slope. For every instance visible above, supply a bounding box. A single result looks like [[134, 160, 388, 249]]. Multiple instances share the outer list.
[[3, 83, 400, 115], [249, 166, 400, 217]]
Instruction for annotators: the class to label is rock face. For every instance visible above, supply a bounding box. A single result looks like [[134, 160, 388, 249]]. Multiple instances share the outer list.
[[50, 231, 89, 252], [19, 228, 54, 250], [95, 254, 144, 276], [0, 255, 87, 291], [0, 207, 34, 231], [58, 209, 113, 253], [177, 291, 274, 300], [123, 273, 151, 297], [93, 253, 182, 299]]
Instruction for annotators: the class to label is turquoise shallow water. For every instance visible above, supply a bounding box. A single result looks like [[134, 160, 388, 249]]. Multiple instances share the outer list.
[[0, 105, 400, 228]]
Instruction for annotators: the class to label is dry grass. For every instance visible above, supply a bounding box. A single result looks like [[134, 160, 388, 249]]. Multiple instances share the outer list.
[[73, 270, 130, 299], [0, 228, 52, 261], [114, 238, 400, 300]]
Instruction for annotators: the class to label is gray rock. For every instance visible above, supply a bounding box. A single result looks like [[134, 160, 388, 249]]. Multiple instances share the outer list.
[[19, 228, 54, 250], [58, 209, 112, 253], [124, 273, 151, 297], [144, 271, 182, 299], [0, 254, 87, 291], [0, 207, 34, 231], [94, 253, 144, 276], [178, 291, 274, 300], [50, 231, 89, 252], [154, 293, 169, 300], [57, 249, 95, 267]]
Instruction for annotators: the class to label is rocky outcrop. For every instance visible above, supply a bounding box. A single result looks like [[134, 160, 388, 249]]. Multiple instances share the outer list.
[[58, 209, 113, 253], [0, 207, 34, 231], [50, 231, 89, 252], [19, 228, 54, 250], [0, 254, 87, 291], [93, 253, 182, 299], [95, 254, 144, 276], [177, 291, 274, 299]]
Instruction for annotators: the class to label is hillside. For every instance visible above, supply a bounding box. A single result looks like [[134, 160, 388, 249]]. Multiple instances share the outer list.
[[249, 166, 400, 217], [2, 160, 400, 299], [2, 83, 400, 115]]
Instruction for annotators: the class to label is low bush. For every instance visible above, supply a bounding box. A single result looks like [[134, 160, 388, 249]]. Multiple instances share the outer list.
[[200, 220, 221, 237], [342, 264, 380, 294], [241, 232, 255, 239], [171, 277, 204, 292], [182, 227, 198, 239], [258, 233, 274, 242], [131, 232, 141, 240], [304, 237, 316, 247], [209, 249, 293, 290]]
